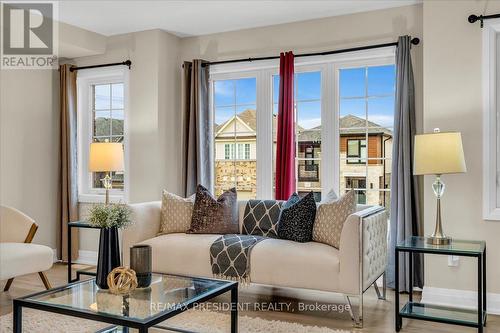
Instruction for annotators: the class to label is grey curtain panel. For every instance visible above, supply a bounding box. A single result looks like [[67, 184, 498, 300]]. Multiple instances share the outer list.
[[58, 64, 79, 262], [182, 60, 213, 197], [387, 36, 423, 291]]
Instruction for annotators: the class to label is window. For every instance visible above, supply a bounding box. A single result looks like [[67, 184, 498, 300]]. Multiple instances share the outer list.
[[213, 77, 257, 199], [273, 71, 322, 200], [339, 64, 395, 207], [347, 139, 367, 164], [483, 20, 500, 220], [91, 83, 125, 189], [210, 48, 394, 205], [77, 68, 128, 202]]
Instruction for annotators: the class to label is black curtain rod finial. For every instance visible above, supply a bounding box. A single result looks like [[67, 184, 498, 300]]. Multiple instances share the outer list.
[[411, 37, 420, 45], [468, 14, 480, 23]]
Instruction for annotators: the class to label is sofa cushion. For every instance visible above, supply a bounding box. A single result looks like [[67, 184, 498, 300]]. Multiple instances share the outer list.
[[189, 185, 238, 234], [277, 192, 317, 242], [250, 238, 340, 292], [158, 190, 194, 235], [242, 200, 283, 238], [0, 243, 53, 280], [313, 190, 356, 249], [139, 233, 220, 277]]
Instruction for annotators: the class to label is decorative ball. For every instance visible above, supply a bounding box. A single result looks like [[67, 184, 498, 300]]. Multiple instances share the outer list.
[[107, 267, 138, 295]]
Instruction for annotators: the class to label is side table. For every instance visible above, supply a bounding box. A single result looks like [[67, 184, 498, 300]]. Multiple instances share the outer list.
[[395, 236, 486, 333], [67, 221, 100, 283]]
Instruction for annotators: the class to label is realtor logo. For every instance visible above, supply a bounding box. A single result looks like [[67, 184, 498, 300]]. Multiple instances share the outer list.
[[1, 1, 58, 69]]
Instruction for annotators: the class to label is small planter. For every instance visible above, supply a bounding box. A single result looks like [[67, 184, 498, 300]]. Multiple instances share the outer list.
[[96, 226, 121, 289]]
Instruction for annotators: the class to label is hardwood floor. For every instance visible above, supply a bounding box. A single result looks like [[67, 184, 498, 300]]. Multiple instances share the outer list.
[[1, 263, 498, 332]]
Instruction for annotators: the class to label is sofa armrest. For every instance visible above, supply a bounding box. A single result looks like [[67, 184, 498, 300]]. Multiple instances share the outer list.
[[339, 206, 388, 295], [122, 201, 161, 266]]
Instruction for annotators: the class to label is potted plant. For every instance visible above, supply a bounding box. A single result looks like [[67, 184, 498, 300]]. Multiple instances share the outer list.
[[88, 203, 132, 289]]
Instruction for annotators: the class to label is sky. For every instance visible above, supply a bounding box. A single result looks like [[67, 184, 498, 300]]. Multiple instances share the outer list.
[[214, 64, 396, 129], [94, 83, 125, 120]]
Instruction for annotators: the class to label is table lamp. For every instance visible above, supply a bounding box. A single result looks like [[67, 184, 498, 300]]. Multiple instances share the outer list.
[[414, 129, 467, 245], [89, 142, 124, 204]]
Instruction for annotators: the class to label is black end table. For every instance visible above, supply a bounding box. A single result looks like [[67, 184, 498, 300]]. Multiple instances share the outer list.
[[395, 236, 486, 332], [68, 221, 100, 283]]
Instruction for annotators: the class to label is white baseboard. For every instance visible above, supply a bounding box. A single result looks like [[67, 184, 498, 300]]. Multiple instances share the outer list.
[[422, 286, 500, 315], [52, 248, 59, 263], [74, 250, 98, 265]]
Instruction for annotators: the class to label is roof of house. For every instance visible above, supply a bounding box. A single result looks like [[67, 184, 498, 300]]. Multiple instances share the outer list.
[[215, 109, 392, 140]]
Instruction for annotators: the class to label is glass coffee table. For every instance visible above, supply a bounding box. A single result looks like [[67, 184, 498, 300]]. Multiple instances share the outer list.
[[13, 273, 238, 333]]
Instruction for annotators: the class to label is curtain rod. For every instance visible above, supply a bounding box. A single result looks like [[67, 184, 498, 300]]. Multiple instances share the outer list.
[[197, 37, 420, 67], [468, 13, 500, 28], [70, 60, 131, 72]]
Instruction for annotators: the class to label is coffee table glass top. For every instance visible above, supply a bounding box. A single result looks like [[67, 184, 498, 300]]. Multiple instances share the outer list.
[[22, 273, 235, 321], [396, 236, 485, 254]]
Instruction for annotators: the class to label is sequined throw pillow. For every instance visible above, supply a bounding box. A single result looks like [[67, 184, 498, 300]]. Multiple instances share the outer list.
[[158, 190, 195, 235], [277, 192, 317, 243], [312, 190, 356, 249], [188, 185, 239, 234]]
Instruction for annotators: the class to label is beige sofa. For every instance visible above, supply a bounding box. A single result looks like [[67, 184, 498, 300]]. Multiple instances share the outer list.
[[123, 200, 388, 327]]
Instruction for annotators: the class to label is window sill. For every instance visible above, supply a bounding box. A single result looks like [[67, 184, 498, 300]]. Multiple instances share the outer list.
[[78, 193, 126, 204]]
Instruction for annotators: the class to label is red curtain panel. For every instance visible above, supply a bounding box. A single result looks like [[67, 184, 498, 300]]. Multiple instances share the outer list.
[[275, 51, 296, 200]]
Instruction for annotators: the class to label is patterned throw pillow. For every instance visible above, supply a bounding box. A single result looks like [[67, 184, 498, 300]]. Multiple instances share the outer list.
[[242, 200, 283, 238], [277, 192, 317, 243], [158, 190, 195, 235], [188, 185, 239, 234], [312, 190, 356, 249]]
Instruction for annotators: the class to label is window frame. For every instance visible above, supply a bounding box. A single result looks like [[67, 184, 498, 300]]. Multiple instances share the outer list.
[[210, 47, 395, 200], [483, 19, 500, 220], [77, 67, 129, 203]]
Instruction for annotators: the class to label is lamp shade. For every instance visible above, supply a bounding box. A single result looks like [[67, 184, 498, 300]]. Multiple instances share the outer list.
[[413, 131, 466, 175], [89, 143, 124, 172]]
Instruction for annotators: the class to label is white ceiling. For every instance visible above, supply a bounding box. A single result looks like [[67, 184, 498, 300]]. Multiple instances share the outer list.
[[59, 0, 421, 37]]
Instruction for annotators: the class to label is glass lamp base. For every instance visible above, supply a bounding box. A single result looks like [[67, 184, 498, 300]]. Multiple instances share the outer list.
[[426, 236, 452, 245]]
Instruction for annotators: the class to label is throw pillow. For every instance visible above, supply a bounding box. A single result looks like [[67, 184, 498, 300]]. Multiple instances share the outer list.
[[188, 185, 239, 234], [242, 200, 283, 238], [277, 192, 317, 243], [158, 190, 195, 235], [312, 190, 356, 249]]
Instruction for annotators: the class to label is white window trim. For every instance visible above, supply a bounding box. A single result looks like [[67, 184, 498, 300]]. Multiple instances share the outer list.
[[483, 19, 500, 220], [210, 47, 395, 200], [77, 67, 130, 204]]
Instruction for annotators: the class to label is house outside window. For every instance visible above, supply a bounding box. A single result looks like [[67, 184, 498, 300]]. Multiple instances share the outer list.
[[213, 77, 257, 199]]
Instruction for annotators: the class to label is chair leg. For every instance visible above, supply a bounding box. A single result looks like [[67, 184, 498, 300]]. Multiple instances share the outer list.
[[3, 278, 14, 291], [38, 272, 52, 290]]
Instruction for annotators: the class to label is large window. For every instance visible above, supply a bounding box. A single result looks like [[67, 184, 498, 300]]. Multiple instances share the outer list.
[[209, 49, 395, 208], [77, 68, 128, 202], [213, 77, 257, 199], [339, 65, 395, 209]]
